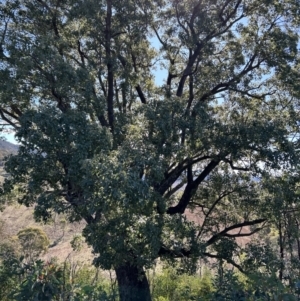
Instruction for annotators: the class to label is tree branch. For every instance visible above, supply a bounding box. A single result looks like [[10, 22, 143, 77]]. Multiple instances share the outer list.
[[164, 180, 187, 199], [135, 85, 147, 104], [158, 244, 191, 258], [203, 252, 246, 274], [197, 189, 239, 239], [167, 159, 220, 214], [156, 155, 211, 196], [158, 247, 246, 274], [176, 1, 245, 97], [223, 158, 251, 171], [222, 227, 264, 238], [10, 105, 23, 117], [205, 218, 267, 246], [1, 108, 19, 120], [116, 53, 147, 104], [105, 0, 114, 131], [189, 54, 263, 110], [0, 109, 19, 128]]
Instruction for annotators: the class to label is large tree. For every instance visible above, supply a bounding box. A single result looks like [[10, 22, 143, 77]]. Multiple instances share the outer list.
[[0, 0, 300, 300]]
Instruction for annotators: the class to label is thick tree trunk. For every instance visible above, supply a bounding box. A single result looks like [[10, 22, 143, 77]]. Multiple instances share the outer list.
[[115, 263, 152, 301]]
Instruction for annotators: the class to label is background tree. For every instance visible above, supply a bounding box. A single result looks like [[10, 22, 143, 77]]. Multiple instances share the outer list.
[[0, 0, 299, 300], [256, 173, 300, 284], [17, 227, 50, 263]]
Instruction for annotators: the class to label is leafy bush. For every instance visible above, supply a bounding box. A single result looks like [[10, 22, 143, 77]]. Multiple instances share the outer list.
[[152, 267, 214, 301], [8, 258, 118, 301], [212, 268, 247, 301], [12, 259, 63, 301]]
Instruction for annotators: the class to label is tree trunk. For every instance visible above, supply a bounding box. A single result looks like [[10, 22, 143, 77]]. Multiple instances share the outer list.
[[278, 220, 284, 281], [115, 263, 152, 301]]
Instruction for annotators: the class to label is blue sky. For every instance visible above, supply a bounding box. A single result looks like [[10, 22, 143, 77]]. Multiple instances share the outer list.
[[3, 132, 17, 144]]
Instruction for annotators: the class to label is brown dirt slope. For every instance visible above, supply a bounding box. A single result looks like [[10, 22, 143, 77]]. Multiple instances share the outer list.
[[0, 204, 94, 263]]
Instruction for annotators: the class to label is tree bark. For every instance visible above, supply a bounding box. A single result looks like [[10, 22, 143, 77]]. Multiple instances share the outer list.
[[278, 220, 284, 281], [115, 263, 152, 301]]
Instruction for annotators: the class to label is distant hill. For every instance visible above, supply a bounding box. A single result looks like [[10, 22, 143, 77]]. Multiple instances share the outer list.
[[0, 140, 18, 180], [0, 140, 18, 160]]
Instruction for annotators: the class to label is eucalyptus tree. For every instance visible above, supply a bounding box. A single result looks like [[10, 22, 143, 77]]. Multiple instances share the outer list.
[[0, 0, 300, 300], [254, 174, 300, 283]]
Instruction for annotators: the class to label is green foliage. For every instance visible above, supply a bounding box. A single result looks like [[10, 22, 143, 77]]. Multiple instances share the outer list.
[[0, 222, 22, 301], [152, 267, 214, 301], [0, 261, 19, 301], [213, 268, 247, 301], [0, 255, 118, 301], [70, 234, 84, 252], [0, 252, 299, 301], [0, 0, 300, 300], [12, 259, 63, 301]]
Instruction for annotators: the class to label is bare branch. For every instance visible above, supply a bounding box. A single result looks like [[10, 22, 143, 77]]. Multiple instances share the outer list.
[[0, 109, 19, 128], [203, 252, 246, 273], [152, 27, 167, 48], [1, 108, 19, 120], [197, 189, 241, 239], [222, 226, 264, 238], [206, 218, 267, 246], [158, 246, 246, 275]]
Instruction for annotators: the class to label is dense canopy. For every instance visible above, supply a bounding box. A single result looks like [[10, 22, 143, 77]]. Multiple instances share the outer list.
[[0, 0, 300, 300]]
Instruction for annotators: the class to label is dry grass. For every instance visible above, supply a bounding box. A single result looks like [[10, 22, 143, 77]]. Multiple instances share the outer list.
[[0, 204, 94, 264], [0, 205, 253, 265]]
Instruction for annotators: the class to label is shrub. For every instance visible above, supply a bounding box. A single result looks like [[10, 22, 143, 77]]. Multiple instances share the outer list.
[[152, 267, 214, 301]]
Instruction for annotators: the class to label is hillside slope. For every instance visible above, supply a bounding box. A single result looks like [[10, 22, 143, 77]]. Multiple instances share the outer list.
[[0, 139, 18, 159], [0, 205, 93, 263], [0, 140, 94, 263]]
